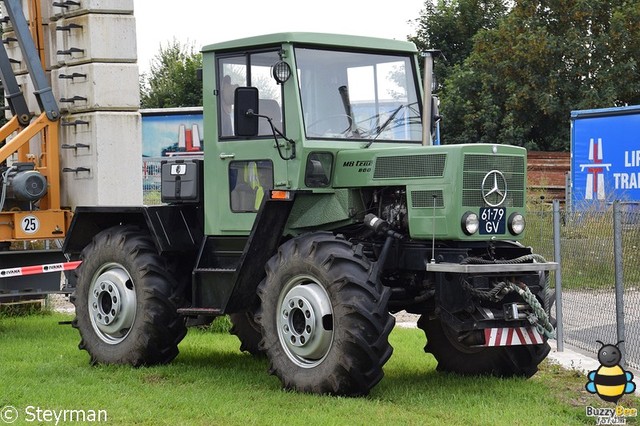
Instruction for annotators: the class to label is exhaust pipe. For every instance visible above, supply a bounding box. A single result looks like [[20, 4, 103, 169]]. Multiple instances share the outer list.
[[421, 52, 434, 146]]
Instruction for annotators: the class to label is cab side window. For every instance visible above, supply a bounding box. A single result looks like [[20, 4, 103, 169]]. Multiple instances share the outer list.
[[219, 57, 246, 137], [217, 50, 284, 138], [229, 160, 274, 212]]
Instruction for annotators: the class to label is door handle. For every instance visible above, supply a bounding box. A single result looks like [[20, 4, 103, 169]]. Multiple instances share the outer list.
[[219, 153, 235, 159]]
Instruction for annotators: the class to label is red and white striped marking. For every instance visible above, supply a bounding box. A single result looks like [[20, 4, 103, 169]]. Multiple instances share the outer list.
[[0, 261, 81, 278], [483, 327, 544, 347]]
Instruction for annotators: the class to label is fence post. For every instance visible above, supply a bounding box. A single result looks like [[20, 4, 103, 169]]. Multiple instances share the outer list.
[[553, 199, 564, 352], [613, 201, 627, 366]]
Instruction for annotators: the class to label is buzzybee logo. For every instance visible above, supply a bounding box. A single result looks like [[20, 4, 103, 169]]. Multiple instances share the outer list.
[[585, 341, 636, 403]]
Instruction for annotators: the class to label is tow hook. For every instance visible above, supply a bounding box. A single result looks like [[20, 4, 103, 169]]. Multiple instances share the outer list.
[[503, 302, 531, 321]]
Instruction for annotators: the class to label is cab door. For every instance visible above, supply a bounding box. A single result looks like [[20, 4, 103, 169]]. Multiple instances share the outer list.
[[208, 49, 288, 235]]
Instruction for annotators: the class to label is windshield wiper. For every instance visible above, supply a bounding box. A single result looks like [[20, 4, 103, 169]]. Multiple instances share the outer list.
[[363, 104, 404, 148]]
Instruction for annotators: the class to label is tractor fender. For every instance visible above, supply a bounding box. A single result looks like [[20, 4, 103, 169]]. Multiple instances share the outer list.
[[63, 205, 203, 256]]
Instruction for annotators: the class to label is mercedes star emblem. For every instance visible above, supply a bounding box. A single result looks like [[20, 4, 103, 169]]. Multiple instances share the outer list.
[[481, 170, 508, 207]]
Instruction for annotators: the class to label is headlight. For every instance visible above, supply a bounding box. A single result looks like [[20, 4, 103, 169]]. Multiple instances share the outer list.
[[508, 212, 525, 235], [461, 212, 479, 235]]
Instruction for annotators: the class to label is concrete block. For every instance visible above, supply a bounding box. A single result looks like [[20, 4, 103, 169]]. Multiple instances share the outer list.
[[54, 14, 137, 65], [60, 111, 142, 207], [2, 129, 43, 166], [7, 72, 52, 118], [49, 0, 134, 20], [3, 72, 27, 122], [3, 23, 59, 74], [2, 31, 28, 75], [52, 63, 140, 113], [0, 2, 10, 31], [46, 19, 65, 70], [40, 0, 53, 22], [3, 72, 52, 166], [1, 1, 53, 69], [1, 0, 32, 33]]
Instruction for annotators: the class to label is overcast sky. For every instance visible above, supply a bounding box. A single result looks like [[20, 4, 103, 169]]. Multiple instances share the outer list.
[[133, 0, 425, 73]]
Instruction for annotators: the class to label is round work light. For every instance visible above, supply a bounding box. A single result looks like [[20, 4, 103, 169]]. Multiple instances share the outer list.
[[272, 61, 292, 84]]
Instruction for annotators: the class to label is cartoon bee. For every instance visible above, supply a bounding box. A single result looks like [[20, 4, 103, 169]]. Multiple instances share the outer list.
[[585, 341, 636, 403]]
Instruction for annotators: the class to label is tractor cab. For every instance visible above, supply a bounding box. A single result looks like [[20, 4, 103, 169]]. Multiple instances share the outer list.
[[201, 33, 427, 235]]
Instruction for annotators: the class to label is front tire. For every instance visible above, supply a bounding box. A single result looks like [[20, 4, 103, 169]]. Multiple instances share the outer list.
[[257, 232, 394, 396], [418, 315, 549, 377], [71, 225, 187, 366]]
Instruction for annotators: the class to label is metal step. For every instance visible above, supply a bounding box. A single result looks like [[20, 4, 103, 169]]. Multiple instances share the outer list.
[[177, 307, 223, 316], [193, 267, 235, 273]]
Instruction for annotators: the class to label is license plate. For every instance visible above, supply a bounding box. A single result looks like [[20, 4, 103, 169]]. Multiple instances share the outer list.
[[479, 208, 505, 235]]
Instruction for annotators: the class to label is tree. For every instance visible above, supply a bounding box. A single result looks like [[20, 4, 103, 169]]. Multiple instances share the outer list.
[[438, 0, 640, 150], [140, 39, 203, 108], [409, 0, 509, 84]]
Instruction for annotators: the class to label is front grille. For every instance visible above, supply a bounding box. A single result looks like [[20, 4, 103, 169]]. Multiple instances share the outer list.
[[462, 154, 525, 207], [374, 154, 446, 179], [411, 190, 444, 208]]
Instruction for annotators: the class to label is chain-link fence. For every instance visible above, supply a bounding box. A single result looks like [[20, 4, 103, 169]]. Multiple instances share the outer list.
[[524, 202, 640, 370], [142, 158, 163, 205]]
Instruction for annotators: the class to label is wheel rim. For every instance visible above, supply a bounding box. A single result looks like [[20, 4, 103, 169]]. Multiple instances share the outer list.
[[277, 274, 334, 368], [88, 262, 137, 344]]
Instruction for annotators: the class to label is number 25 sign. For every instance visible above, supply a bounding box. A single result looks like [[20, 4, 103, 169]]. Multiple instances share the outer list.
[[21, 215, 40, 234]]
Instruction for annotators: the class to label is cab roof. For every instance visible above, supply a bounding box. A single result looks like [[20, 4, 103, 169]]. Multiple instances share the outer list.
[[202, 32, 418, 54]]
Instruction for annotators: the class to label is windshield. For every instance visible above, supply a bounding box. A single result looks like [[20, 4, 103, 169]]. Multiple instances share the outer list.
[[295, 47, 422, 142]]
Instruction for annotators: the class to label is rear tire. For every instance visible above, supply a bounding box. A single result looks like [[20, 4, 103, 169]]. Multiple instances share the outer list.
[[418, 315, 549, 378], [71, 225, 187, 366], [257, 232, 394, 396], [230, 311, 264, 355]]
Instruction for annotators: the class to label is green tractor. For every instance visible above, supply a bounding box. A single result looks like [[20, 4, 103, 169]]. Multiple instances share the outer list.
[[63, 33, 557, 396]]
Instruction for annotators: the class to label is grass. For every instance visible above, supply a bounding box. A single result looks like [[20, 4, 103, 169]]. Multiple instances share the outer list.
[[1, 313, 637, 425], [143, 190, 162, 206]]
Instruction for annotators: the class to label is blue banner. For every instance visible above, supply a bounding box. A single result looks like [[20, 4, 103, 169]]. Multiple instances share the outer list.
[[571, 106, 640, 209]]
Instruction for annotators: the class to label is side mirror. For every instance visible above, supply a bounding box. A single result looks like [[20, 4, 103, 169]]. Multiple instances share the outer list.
[[234, 87, 259, 137]]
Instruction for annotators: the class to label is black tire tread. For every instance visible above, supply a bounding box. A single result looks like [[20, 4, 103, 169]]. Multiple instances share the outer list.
[[257, 232, 394, 396], [418, 315, 549, 378], [71, 225, 187, 366], [229, 312, 265, 356]]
